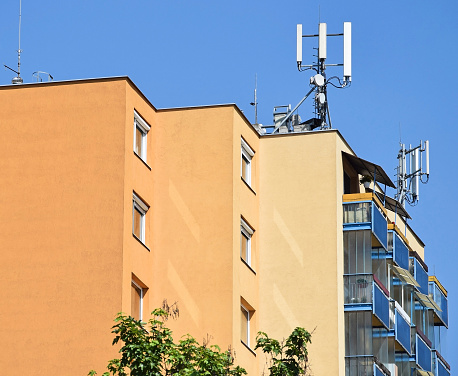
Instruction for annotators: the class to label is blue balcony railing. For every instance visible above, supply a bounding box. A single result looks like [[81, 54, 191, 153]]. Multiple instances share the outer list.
[[373, 282, 390, 329], [372, 205, 387, 250], [429, 280, 448, 327], [391, 231, 409, 270], [395, 309, 411, 354], [411, 258, 428, 295], [416, 334, 432, 372]]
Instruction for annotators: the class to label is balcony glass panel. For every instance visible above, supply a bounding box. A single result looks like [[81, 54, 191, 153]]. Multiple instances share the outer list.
[[411, 259, 428, 295], [344, 231, 372, 275], [373, 283, 390, 328], [429, 282, 448, 327], [416, 334, 432, 372], [345, 275, 373, 304], [345, 311, 373, 356], [393, 232, 409, 270], [395, 309, 411, 353], [345, 356, 373, 376], [344, 202, 371, 224], [372, 204, 387, 250]]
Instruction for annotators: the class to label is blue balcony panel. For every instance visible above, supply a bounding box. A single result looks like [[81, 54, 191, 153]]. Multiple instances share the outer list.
[[432, 351, 450, 376], [437, 361, 450, 376], [412, 258, 429, 295], [429, 281, 448, 328], [416, 334, 432, 372], [395, 310, 411, 354], [372, 205, 387, 250], [373, 283, 390, 329], [393, 232, 409, 270]]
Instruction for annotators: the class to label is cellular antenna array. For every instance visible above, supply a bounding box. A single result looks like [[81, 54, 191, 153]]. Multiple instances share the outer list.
[[268, 21, 351, 134], [396, 141, 430, 207]]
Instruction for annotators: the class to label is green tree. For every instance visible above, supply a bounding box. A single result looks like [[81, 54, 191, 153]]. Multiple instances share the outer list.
[[89, 305, 312, 376], [255, 328, 312, 376], [89, 307, 246, 376]]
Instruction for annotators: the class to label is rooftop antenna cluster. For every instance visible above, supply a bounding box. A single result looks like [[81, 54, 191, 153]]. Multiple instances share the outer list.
[[396, 141, 430, 207], [266, 21, 351, 134]]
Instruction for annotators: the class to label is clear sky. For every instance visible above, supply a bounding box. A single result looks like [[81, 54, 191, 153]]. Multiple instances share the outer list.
[[1, 0, 456, 369]]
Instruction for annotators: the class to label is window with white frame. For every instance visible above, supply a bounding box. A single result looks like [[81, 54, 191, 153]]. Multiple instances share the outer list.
[[241, 303, 251, 347], [133, 192, 148, 243], [131, 280, 144, 321], [133, 110, 150, 162], [241, 138, 254, 186], [241, 218, 254, 267]]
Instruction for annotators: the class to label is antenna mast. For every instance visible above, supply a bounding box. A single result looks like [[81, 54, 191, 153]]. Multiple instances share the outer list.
[[4, 0, 23, 84], [250, 74, 259, 125], [269, 21, 351, 134], [17, 0, 22, 81]]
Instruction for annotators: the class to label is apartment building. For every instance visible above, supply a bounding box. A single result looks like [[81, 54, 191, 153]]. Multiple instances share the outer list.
[[0, 77, 450, 376]]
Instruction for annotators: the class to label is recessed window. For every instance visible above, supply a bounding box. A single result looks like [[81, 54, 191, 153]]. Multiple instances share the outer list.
[[133, 192, 149, 244], [241, 218, 254, 267], [241, 304, 250, 346], [241, 138, 254, 186], [131, 280, 143, 320], [240, 302, 254, 348], [134, 110, 150, 162]]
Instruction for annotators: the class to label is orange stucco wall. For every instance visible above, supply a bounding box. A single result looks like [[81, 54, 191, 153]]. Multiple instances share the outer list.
[[0, 79, 128, 375]]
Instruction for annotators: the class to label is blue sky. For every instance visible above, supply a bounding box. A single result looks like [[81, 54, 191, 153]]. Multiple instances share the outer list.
[[1, 0, 456, 369]]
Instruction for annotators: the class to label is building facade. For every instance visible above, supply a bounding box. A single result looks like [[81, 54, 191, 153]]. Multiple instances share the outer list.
[[0, 77, 450, 376]]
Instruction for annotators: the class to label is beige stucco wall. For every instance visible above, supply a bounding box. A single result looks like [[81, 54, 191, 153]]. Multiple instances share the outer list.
[[258, 130, 353, 376]]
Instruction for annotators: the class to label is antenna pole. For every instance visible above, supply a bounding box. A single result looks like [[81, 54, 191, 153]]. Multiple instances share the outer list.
[[18, 0, 22, 77], [9, 0, 23, 84], [254, 74, 258, 124]]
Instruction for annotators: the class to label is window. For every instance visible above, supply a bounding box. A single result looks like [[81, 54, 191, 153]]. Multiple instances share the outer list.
[[241, 218, 254, 267], [131, 280, 144, 320], [241, 138, 254, 186], [133, 110, 150, 162], [241, 304, 251, 347], [133, 192, 148, 243]]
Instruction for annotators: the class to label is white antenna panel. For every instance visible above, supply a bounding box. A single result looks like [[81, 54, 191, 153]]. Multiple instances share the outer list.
[[297, 24, 303, 64], [425, 140, 430, 175], [411, 148, 420, 200], [343, 22, 352, 81], [319, 23, 327, 60]]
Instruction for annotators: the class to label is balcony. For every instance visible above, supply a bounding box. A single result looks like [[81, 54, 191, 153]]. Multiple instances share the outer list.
[[432, 350, 451, 376], [428, 277, 448, 328], [344, 275, 390, 329], [343, 193, 388, 250]]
